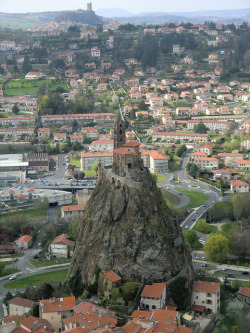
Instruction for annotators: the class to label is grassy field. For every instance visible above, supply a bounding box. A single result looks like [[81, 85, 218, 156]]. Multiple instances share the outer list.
[[0, 268, 19, 278], [70, 157, 81, 168], [161, 188, 180, 208], [174, 187, 209, 211], [4, 79, 68, 96], [3, 269, 68, 289], [30, 259, 70, 268], [0, 209, 47, 221], [154, 174, 165, 183], [84, 170, 96, 176], [193, 222, 218, 234]]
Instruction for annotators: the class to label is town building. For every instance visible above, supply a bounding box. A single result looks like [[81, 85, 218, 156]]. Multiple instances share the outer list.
[[89, 140, 114, 152], [27, 153, 49, 173], [234, 160, 250, 170], [61, 205, 85, 221], [39, 297, 76, 333], [49, 234, 75, 259], [16, 235, 33, 249], [191, 281, 220, 313], [104, 271, 122, 292], [8, 298, 38, 316], [230, 181, 249, 193], [141, 150, 168, 173], [81, 152, 113, 171], [152, 132, 209, 143], [237, 287, 250, 305], [140, 283, 166, 311]]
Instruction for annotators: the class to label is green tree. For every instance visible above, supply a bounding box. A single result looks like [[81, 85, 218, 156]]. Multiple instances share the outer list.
[[92, 162, 98, 174], [193, 122, 208, 134], [34, 197, 49, 211], [68, 217, 80, 240], [232, 194, 243, 220], [176, 144, 187, 157], [12, 103, 19, 115], [186, 162, 199, 178], [204, 234, 229, 263], [169, 277, 189, 310], [78, 171, 85, 180], [184, 230, 199, 248], [22, 55, 32, 74]]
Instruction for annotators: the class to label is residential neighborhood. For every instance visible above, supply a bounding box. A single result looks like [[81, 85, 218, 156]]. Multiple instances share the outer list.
[[0, 3, 250, 333]]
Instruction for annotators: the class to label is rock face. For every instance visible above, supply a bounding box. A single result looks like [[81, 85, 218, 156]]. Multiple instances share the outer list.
[[68, 167, 192, 285], [68, 118, 192, 286]]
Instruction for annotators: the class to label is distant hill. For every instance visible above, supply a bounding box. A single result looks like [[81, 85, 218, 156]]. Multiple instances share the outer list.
[[0, 11, 58, 29], [96, 8, 133, 18], [56, 9, 103, 26]]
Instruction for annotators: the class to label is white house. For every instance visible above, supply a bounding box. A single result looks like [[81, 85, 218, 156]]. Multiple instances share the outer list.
[[191, 281, 220, 314], [89, 140, 114, 152], [140, 283, 166, 311], [49, 234, 75, 259], [230, 181, 249, 193], [193, 157, 219, 170], [16, 235, 33, 249]]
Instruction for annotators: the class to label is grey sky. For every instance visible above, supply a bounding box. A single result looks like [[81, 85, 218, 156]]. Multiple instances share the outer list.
[[1, 0, 250, 14]]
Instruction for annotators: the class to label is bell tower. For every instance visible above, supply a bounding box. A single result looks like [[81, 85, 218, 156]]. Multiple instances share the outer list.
[[114, 118, 125, 150]]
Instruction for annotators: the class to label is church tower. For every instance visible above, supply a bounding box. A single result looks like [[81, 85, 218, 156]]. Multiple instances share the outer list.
[[87, 2, 92, 11], [113, 118, 126, 150]]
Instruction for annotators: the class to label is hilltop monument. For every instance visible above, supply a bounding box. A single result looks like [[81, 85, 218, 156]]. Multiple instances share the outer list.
[[68, 118, 193, 285]]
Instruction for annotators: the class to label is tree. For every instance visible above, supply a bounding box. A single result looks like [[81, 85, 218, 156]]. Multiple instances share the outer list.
[[78, 171, 85, 180], [68, 217, 80, 240], [226, 300, 244, 319], [22, 55, 32, 74], [176, 144, 187, 157], [12, 103, 19, 115], [169, 277, 189, 310], [204, 234, 229, 263], [193, 122, 208, 134], [122, 282, 137, 300], [186, 162, 199, 178], [195, 219, 209, 233], [184, 230, 199, 248], [34, 197, 49, 211], [92, 163, 98, 174]]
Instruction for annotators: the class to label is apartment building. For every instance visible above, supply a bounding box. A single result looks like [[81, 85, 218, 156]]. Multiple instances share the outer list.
[[89, 140, 114, 152], [187, 120, 231, 132], [152, 132, 209, 143], [81, 152, 113, 171], [193, 157, 219, 170], [141, 150, 168, 173]]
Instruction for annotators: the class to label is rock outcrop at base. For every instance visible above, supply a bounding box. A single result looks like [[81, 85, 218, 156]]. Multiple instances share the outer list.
[[67, 166, 193, 285]]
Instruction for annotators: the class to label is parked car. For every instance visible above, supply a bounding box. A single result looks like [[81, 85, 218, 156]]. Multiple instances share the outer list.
[[242, 271, 249, 275], [9, 275, 17, 280], [227, 273, 235, 278]]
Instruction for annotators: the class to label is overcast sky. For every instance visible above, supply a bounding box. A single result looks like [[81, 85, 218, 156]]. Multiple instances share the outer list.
[[2, 0, 250, 14]]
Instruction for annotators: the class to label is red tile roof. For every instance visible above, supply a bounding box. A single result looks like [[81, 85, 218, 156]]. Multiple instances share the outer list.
[[62, 205, 85, 212], [192, 304, 206, 313], [193, 281, 220, 293], [3, 315, 26, 324], [141, 283, 166, 298], [17, 235, 32, 243], [237, 287, 250, 298], [105, 271, 121, 283], [51, 234, 75, 247], [40, 296, 75, 313], [9, 297, 38, 308], [230, 181, 249, 186], [122, 140, 140, 147]]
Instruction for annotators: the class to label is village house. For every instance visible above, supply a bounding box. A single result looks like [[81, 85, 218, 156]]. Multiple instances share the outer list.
[[16, 235, 33, 249], [191, 151, 208, 161], [89, 140, 114, 152], [218, 153, 244, 165], [241, 139, 250, 150], [230, 181, 249, 193], [11, 316, 54, 333], [25, 72, 45, 80], [8, 298, 38, 316], [149, 97, 164, 108], [187, 120, 231, 132], [140, 283, 166, 311], [38, 128, 50, 139], [81, 152, 113, 171], [70, 135, 84, 144], [81, 127, 98, 139], [61, 205, 85, 221], [39, 296, 75, 333], [193, 157, 219, 171], [104, 271, 122, 292], [234, 159, 250, 170], [213, 169, 232, 180], [176, 107, 189, 116], [49, 234, 75, 259], [136, 111, 149, 119], [191, 281, 220, 314], [27, 153, 49, 173], [53, 133, 67, 143], [91, 47, 100, 57], [199, 144, 213, 155], [237, 287, 250, 305]]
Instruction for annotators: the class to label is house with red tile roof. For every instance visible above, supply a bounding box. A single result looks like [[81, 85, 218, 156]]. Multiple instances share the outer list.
[[230, 180, 249, 193], [140, 283, 166, 311], [8, 298, 38, 316], [2, 314, 26, 325], [213, 169, 232, 180], [193, 157, 219, 171], [237, 287, 250, 305], [218, 153, 243, 164], [73, 301, 115, 318], [49, 234, 75, 259], [198, 144, 212, 155], [234, 159, 250, 171], [191, 281, 220, 313], [11, 316, 54, 333], [104, 271, 122, 291], [53, 132, 67, 143], [190, 151, 207, 161], [141, 150, 168, 174], [39, 297, 75, 333], [89, 140, 114, 152], [16, 235, 33, 249], [61, 205, 85, 221]]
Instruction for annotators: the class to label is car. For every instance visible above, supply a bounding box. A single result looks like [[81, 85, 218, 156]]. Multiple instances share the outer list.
[[201, 256, 205, 260], [179, 193, 182, 195], [200, 238, 203, 241], [192, 217, 195, 221], [227, 273, 236, 278], [242, 271, 249, 275], [220, 268, 226, 271], [202, 204, 206, 207], [201, 264, 207, 268], [167, 187, 170, 190], [185, 225, 189, 229], [9, 275, 17, 280]]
